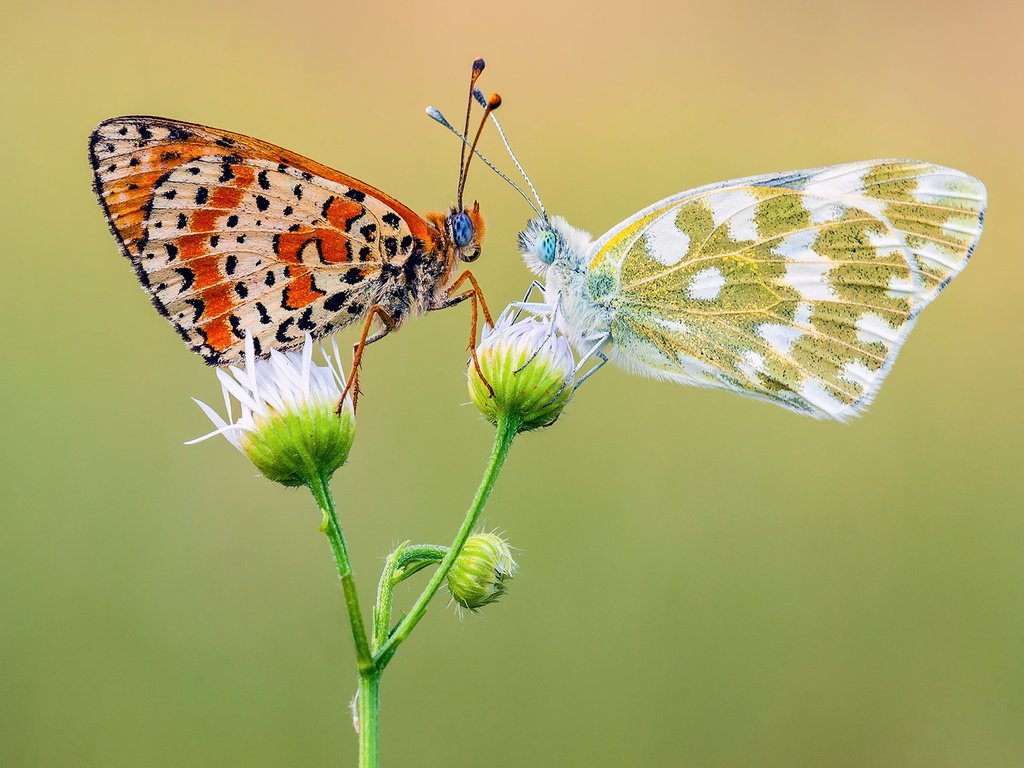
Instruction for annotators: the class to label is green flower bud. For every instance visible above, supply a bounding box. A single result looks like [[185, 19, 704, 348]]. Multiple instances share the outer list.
[[446, 532, 517, 611], [469, 312, 574, 432], [189, 333, 355, 486]]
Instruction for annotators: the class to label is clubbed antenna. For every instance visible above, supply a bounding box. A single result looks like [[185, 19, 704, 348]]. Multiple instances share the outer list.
[[456, 58, 486, 208], [426, 105, 542, 218], [458, 91, 501, 209]]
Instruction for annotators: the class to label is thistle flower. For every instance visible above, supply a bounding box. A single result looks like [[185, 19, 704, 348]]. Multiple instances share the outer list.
[[468, 310, 575, 432], [446, 532, 517, 611], [188, 333, 355, 487]]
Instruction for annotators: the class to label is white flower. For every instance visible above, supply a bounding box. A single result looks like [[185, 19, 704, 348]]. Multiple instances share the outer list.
[[468, 308, 575, 431], [188, 333, 355, 486]]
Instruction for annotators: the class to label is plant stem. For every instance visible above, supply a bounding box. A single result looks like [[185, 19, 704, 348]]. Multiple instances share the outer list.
[[373, 544, 449, 653], [358, 671, 380, 768], [308, 472, 373, 674], [374, 414, 519, 669]]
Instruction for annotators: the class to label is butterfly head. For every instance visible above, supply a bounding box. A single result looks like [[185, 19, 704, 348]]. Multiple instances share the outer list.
[[447, 202, 485, 262], [517, 215, 588, 276]]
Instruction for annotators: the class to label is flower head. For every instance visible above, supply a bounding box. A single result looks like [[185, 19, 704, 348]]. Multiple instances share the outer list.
[[188, 333, 355, 487], [446, 532, 518, 611], [468, 310, 574, 432]]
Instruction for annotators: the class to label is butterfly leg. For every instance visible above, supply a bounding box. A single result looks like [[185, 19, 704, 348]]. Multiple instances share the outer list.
[[542, 332, 610, 405], [510, 280, 548, 322], [513, 294, 562, 375], [337, 305, 396, 412], [573, 351, 609, 391], [435, 270, 494, 396]]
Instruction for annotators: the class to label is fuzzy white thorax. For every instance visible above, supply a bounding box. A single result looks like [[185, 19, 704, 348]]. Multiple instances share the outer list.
[[517, 215, 613, 356]]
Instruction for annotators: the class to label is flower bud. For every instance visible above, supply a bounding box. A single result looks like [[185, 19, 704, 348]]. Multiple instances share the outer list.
[[468, 312, 574, 432], [446, 532, 517, 611], [189, 333, 355, 487]]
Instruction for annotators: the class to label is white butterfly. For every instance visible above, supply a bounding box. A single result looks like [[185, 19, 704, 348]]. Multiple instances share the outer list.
[[431, 99, 986, 421]]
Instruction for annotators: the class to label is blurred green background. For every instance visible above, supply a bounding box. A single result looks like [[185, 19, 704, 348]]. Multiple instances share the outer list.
[[4, 1, 1023, 766]]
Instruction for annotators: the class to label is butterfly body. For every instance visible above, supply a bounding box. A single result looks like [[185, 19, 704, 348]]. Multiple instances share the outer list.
[[517, 160, 986, 420], [90, 116, 487, 367]]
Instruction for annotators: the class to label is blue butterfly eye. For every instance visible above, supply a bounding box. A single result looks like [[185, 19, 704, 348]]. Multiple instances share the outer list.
[[537, 231, 557, 264], [451, 211, 474, 247]]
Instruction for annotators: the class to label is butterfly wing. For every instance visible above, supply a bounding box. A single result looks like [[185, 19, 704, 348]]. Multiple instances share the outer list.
[[91, 116, 434, 364], [588, 160, 986, 420]]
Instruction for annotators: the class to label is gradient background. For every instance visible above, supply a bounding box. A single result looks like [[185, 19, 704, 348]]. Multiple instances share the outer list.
[[4, 1, 1023, 766]]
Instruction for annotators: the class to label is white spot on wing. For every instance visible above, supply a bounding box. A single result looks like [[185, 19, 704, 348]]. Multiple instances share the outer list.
[[687, 267, 726, 301], [794, 302, 813, 327], [803, 166, 886, 218], [738, 350, 765, 382], [643, 211, 691, 266], [887, 273, 916, 298], [803, 165, 866, 198], [913, 173, 985, 203], [708, 189, 758, 242], [841, 360, 875, 389], [782, 262, 837, 301], [758, 323, 803, 356], [856, 313, 898, 346], [910, 242, 958, 270], [942, 218, 980, 238], [773, 229, 818, 260], [806, 198, 847, 225], [867, 228, 906, 258], [799, 379, 847, 418]]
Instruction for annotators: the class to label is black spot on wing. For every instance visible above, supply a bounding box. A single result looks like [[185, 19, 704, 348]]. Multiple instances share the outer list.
[[174, 267, 195, 292], [185, 298, 204, 323], [324, 291, 349, 313], [275, 317, 296, 343]]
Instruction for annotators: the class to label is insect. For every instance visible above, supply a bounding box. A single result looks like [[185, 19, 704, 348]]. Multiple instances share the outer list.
[[90, 60, 500, 404], [437, 94, 986, 420], [507, 156, 986, 420]]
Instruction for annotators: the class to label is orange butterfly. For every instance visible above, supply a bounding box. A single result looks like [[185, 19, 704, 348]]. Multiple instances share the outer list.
[[90, 60, 499, 404]]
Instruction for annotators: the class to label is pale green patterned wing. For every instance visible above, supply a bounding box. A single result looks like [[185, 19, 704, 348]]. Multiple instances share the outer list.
[[587, 161, 986, 420]]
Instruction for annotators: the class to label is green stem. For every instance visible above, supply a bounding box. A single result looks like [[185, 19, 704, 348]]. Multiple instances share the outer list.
[[308, 472, 373, 674], [374, 414, 519, 669], [358, 671, 380, 768], [373, 544, 449, 652]]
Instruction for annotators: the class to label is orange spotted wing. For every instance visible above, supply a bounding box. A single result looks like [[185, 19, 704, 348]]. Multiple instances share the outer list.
[[90, 116, 437, 364]]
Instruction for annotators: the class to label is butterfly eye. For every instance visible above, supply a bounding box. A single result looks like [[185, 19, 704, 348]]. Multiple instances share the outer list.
[[537, 231, 557, 264], [451, 211, 475, 248]]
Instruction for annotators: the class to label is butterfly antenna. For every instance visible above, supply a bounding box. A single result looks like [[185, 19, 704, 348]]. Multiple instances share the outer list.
[[473, 88, 548, 222], [457, 58, 486, 208], [426, 106, 542, 217], [458, 91, 501, 209]]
